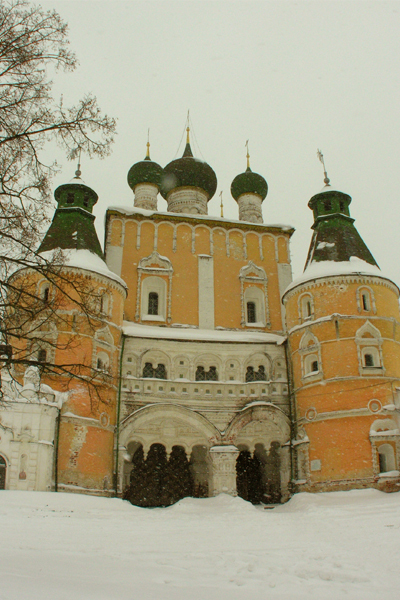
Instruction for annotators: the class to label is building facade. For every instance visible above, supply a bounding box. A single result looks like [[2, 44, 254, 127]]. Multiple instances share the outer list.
[[1, 132, 399, 504]]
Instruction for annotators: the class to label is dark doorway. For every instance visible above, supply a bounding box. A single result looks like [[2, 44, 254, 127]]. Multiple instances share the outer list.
[[126, 443, 194, 507], [0, 456, 6, 490], [236, 443, 281, 504]]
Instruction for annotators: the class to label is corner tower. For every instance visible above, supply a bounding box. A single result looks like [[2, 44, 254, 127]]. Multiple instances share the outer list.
[[23, 167, 127, 495], [283, 172, 400, 494]]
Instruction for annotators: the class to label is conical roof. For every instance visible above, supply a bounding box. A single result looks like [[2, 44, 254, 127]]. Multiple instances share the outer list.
[[305, 185, 378, 269], [38, 172, 103, 258]]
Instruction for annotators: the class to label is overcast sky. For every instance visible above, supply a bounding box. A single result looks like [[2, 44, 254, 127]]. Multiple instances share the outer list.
[[41, 0, 400, 285]]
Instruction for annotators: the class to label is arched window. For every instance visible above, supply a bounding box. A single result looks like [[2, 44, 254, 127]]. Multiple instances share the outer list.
[[195, 366, 218, 381], [356, 321, 383, 375], [67, 192, 74, 204], [356, 287, 376, 314], [43, 286, 50, 304], [362, 292, 370, 311], [378, 444, 396, 473], [244, 287, 265, 326], [299, 293, 314, 322], [143, 363, 167, 379], [148, 292, 159, 316], [141, 276, 167, 321]]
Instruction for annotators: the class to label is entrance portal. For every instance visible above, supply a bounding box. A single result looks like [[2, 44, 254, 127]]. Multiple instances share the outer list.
[[236, 442, 281, 504], [126, 443, 194, 507]]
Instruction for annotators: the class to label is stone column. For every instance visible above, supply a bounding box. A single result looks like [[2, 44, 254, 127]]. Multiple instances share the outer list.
[[209, 445, 239, 497]]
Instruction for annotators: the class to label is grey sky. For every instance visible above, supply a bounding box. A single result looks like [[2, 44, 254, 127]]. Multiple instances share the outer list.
[[42, 1, 400, 285]]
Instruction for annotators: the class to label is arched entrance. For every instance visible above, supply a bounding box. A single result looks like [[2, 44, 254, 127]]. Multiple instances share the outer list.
[[236, 442, 281, 504], [0, 456, 6, 490], [125, 443, 194, 507]]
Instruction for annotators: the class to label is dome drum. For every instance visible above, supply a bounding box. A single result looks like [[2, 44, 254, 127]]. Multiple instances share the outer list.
[[237, 193, 264, 224], [166, 187, 208, 215]]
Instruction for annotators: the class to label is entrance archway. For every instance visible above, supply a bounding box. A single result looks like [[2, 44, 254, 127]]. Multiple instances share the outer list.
[[236, 442, 281, 504], [0, 456, 6, 490], [126, 443, 194, 507]]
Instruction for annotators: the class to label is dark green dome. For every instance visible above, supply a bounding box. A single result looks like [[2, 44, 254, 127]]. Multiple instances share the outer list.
[[160, 143, 217, 200], [127, 156, 163, 191], [231, 167, 268, 202]]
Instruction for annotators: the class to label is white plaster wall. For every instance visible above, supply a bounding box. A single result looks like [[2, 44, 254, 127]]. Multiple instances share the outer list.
[[198, 255, 215, 329], [106, 246, 123, 277], [0, 402, 58, 491]]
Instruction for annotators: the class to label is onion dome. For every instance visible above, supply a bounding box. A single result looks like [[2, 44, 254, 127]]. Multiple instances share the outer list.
[[231, 166, 268, 202], [160, 128, 217, 200], [127, 142, 163, 191]]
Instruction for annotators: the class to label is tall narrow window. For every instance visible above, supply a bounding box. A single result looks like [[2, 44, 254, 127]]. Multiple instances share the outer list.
[[311, 360, 318, 373], [148, 292, 159, 316], [67, 192, 74, 204], [43, 287, 50, 304], [247, 302, 256, 324], [306, 300, 312, 317], [38, 349, 47, 363], [362, 292, 370, 311], [83, 194, 89, 208]]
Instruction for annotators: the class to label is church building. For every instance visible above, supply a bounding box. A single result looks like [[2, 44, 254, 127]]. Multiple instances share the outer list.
[[1, 129, 399, 505]]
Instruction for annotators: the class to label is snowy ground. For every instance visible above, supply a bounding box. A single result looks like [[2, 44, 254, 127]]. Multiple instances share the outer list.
[[1, 489, 399, 600]]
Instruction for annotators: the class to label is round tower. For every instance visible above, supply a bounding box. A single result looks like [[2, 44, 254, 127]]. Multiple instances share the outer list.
[[160, 126, 217, 214], [283, 181, 400, 494], [20, 167, 127, 495], [231, 145, 268, 223], [127, 141, 163, 210]]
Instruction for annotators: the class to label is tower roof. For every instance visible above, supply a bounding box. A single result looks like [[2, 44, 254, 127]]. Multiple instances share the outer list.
[[160, 128, 217, 200], [305, 186, 378, 268], [38, 172, 103, 258]]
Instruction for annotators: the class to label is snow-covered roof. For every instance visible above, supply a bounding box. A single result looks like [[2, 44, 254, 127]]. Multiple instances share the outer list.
[[283, 257, 396, 296], [107, 205, 294, 232], [40, 249, 127, 288], [123, 321, 285, 344]]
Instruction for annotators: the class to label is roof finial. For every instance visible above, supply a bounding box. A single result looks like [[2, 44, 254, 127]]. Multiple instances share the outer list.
[[245, 140, 250, 170], [74, 147, 82, 178], [220, 190, 224, 218], [146, 128, 151, 160], [186, 110, 190, 145], [317, 149, 330, 186]]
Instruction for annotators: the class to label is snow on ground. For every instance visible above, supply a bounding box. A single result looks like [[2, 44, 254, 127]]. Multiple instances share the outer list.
[[1, 489, 399, 600]]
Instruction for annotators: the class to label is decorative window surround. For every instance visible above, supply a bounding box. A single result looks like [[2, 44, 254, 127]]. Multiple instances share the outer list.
[[135, 251, 173, 323], [240, 262, 270, 328], [355, 321, 385, 376], [299, 331, 323, 383], [370, 419, 400, 476]]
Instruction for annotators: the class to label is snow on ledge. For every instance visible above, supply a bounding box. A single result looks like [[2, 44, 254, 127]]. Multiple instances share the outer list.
[[107, 205, 294, 231], [378, 470, 400, 478], [284, 257, 396, 295], [123, 321, 285, 344], [40, 249, 127, 288]]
